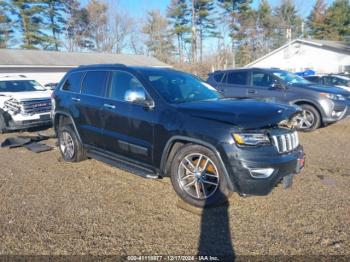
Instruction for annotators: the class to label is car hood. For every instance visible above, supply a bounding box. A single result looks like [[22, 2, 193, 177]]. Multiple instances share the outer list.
[[0, 90, 52, 101], [292, 83, 350, 95], [176, 99, 300, 129]]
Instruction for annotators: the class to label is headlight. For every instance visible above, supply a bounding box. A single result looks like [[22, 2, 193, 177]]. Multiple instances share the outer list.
[[320, 93, 346, 101], [233, 133, 270, 146]]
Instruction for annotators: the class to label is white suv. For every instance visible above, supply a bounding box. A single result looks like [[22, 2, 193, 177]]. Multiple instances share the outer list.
[[0, 75, 53, 133]]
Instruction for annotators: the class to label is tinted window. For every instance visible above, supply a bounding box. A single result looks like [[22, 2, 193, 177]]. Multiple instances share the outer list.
[[139, 69, 221, 103], [62, 72, 84, 93], [0, 80, 46, 92], [252, 72, 276, 88], [82, 71, 108, 97], [227, 71, 248, 85], [213, 73, 224, 82], [324, 76, 349, 86], [108, 71, 145, 101], [304, 76, 320, 83]]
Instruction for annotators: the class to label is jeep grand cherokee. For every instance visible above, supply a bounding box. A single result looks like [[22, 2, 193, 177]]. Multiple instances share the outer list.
[[52, 65, 305, 207]]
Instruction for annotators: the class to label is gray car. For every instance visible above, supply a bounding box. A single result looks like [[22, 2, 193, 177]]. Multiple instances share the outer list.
[[207, 68, 350, 132]]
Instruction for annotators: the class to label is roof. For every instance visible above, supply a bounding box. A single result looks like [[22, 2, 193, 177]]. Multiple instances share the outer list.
[[0, 49, 170, 68], [246, 39, 350, 67]]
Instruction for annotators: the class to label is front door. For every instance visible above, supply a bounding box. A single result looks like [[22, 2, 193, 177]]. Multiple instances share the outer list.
[[101, 70, 155, 164], [248, 71, 286, 103]]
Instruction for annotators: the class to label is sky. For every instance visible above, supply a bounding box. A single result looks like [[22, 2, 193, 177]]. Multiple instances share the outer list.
[[80, 0, 335, 19]]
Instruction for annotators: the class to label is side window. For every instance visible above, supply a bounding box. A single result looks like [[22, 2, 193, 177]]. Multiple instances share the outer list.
[[227, 71, 248, 85], [305, 76, 319, 83], [252, 72, 276, 88], [62, 72, 84, 93], [108, 71, 146, 102], [81, 71, 108, 97], [213, 73, 224, 82]]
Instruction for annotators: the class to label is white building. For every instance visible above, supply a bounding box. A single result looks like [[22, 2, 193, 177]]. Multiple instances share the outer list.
[[245, 39, 350, 74], [0, 49, 170, 86]]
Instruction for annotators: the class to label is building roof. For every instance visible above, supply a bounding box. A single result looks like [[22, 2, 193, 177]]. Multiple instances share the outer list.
[[0, 49, 170, 68], [246, 39, 350, 67]]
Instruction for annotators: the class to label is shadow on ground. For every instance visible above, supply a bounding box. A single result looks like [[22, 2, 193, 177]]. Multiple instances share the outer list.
[[198, 191, 235, 260]]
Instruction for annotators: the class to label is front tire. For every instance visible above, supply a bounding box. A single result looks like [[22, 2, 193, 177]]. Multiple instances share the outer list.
[[170, 144, 231, 208], [58, 125, 86, 162], [294, 104, 321, 132]]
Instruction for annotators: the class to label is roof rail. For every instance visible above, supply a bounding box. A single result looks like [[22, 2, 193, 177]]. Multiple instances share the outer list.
[[78, 63, 127, 68]]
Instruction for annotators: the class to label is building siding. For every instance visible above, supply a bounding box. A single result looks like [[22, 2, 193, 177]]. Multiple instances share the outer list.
[[246, 41, 350, 74]]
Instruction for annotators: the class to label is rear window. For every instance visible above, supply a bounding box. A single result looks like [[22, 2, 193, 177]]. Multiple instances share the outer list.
[[62, 72, 84, 93], [81, 71, 109, 97], [213, 73, 224, 82], [227, 71, 248, 85]]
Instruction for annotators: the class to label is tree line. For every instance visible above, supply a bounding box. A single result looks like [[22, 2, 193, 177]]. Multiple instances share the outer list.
[[0, 0, 349, 71]]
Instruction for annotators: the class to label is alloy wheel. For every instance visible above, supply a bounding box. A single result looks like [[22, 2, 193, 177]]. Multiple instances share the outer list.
[[177, 153, 219, 200], [295, 110, 315, 130], [60, 131, 75, 159]]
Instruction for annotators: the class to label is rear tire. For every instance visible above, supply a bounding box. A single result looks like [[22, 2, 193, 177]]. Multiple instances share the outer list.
[[170, 144, 231, 208], [295, 104, 321, 132], [58, 125, 86, 162]]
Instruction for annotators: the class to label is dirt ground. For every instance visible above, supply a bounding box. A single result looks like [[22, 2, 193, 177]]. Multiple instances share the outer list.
[[0, 119, 349, 258]]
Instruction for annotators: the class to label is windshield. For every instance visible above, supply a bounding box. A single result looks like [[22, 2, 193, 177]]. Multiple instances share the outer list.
[[139, 69, 222, 103], [273, 70, 311, 85], [0, 80, 46, 92]]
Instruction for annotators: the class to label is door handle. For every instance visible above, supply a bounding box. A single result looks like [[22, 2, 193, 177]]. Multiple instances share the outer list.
[[248, 90, 257, 94], [72, 97, 80, 102], [104, 103, 116, 109]]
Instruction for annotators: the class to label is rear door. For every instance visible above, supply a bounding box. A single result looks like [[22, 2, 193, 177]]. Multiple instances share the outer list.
[[101, 70, 155, 164], [249, 71, 286, 103], [221, 70, 249, 98], [76, 70, 109, 147]]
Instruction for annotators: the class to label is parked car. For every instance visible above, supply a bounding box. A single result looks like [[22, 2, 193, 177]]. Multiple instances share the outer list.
[[208, 68, 350, 132], [0, 75, 52, 133], [303, 75, 350, 92], [44, 82, 58, 90], [52, 64, 305, 207]]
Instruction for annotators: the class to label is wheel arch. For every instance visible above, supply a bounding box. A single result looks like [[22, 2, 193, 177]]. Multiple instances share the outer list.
[[54, 111, 82, 142], [291, 100, 323, 123], [160, 136, 236, 191]]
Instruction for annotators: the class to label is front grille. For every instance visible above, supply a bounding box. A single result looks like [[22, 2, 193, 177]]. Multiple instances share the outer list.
[[271, 131, 299, 153], [21, 99, 52, 115]]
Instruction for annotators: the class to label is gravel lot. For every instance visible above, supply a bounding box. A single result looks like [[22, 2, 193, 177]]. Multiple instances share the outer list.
[[0, 119, 349, 257]]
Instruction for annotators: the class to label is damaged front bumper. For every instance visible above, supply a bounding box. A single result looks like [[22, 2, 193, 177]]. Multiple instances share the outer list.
[[5, 113, 52, 130], [219, 139, 305, 196]]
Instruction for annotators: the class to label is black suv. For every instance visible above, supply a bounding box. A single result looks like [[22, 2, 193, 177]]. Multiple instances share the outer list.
[[53, 64, 305, 207], [208, 68, 350, 132]]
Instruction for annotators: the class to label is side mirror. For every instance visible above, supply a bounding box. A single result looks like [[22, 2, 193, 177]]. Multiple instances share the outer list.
[[124, 88, 154, 109], [271, 81, 285, 90]]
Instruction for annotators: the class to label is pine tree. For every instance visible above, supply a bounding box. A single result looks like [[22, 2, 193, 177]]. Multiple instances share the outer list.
[[10, 0, 48, 49], [143, 10, 174, 63], [167, 0, 190, 62], [323, 0, 350, 41], [307, 0, 327, 39], [42, 0, 66, 51], [63, 0, 92, 51], [194, 0, 217, 63], [0, 1, 13, 48], [274, 0, 302, 46], [86, 0, 108, 51], [217, 0, 253, 67]]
